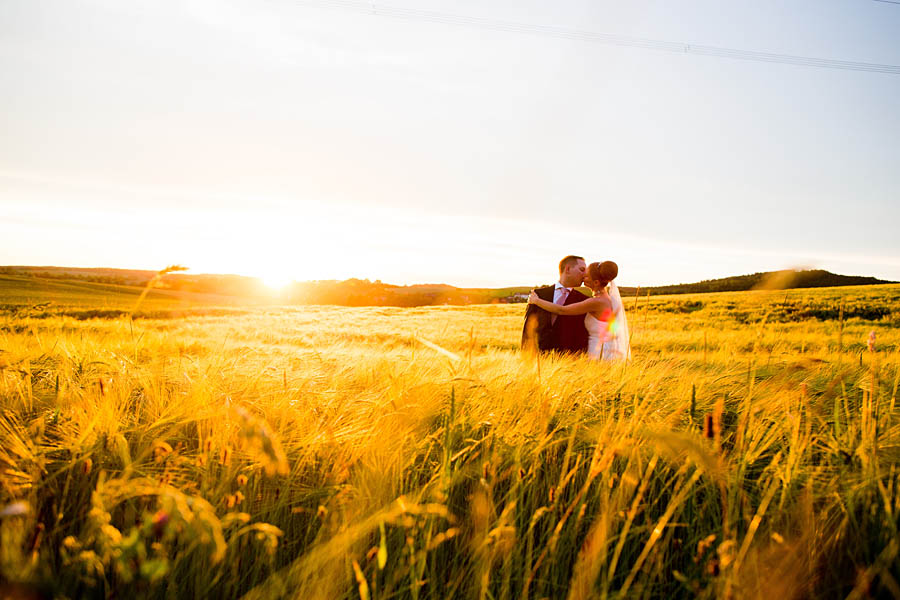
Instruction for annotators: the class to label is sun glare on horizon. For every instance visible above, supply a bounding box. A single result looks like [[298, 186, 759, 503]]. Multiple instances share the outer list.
[[260, 272, 294, 291]]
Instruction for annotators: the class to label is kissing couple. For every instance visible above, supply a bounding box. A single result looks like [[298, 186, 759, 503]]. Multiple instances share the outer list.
[[521, 255, 631, 361]]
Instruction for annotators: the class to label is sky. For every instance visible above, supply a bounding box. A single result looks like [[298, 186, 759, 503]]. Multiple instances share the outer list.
[[1, 0, 899, 288]]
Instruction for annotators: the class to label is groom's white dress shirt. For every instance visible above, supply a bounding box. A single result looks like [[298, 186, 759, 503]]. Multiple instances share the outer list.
[[552, 281, 571, 325]]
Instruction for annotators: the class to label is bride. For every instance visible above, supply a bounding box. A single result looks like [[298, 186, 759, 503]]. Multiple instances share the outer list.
[[528, 261, 631, 361]]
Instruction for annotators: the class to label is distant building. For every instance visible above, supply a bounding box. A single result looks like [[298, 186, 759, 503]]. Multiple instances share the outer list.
[[502, 293, 529, 303]]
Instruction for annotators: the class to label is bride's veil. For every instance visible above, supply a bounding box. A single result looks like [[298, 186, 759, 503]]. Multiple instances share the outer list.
[[608, 282, 631, 360]]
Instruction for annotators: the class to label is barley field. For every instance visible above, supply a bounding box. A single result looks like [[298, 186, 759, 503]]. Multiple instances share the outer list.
[[1, 281, 899, 599]]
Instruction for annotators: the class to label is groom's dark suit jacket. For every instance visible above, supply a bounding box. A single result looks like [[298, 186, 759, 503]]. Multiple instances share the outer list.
[[521, 286, 589, 354]]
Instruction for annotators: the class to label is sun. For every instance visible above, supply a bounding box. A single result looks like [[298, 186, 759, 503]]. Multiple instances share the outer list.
[[260, 272, 294, 291]]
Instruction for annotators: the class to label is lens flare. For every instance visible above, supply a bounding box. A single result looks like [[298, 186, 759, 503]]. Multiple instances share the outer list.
[[601, 308, 618, 341]]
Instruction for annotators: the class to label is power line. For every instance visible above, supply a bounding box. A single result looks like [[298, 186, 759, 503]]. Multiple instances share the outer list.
[[872, 0, 900, 5], [292, 0, 900, 75]]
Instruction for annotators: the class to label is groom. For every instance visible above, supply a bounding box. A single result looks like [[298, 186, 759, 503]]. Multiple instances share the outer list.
[[521, 255, 590, 355]]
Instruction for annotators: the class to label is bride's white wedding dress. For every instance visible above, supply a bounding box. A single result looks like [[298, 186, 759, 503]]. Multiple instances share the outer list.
[[584, 283, 631, 361]]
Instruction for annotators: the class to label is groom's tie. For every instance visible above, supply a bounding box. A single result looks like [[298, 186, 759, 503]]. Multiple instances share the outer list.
[[552, 288, 569, 325]]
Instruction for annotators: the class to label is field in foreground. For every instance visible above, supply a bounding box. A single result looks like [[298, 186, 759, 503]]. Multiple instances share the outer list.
[[1, 283, 899, 599]]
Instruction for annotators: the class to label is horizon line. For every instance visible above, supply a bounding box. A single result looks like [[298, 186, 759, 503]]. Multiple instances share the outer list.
[[2, 264, 897, 290]]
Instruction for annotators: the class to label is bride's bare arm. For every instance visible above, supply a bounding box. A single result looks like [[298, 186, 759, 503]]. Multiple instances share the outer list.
[[527, 292, 607, 315]]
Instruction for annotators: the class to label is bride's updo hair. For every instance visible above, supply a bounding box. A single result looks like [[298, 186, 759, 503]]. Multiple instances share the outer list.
[[588, 261, 618, 287]]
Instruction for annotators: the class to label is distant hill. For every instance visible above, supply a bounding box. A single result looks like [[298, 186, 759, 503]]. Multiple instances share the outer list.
[[621, 269, 896, 297], [1, 266, 894, 307], [0, 265, 265, 297], [1, 265, 160, 285]]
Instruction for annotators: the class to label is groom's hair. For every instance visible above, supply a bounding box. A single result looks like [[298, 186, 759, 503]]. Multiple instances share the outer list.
[[558, 255, 584, 274]]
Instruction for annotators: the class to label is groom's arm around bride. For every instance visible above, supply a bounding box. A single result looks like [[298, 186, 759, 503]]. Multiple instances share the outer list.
[[521, 284, 555, 353]]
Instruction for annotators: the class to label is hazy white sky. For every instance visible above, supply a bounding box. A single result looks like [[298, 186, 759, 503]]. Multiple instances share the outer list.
[[2, 0, 899, 287]]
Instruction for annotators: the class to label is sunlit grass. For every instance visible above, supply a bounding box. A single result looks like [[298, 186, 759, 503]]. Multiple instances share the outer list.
[[1, 284, 899, 598]]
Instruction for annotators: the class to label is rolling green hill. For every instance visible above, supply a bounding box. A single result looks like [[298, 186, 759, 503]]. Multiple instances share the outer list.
[[0, 274, 259, 319]]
